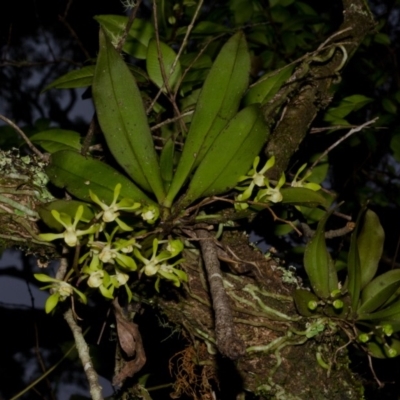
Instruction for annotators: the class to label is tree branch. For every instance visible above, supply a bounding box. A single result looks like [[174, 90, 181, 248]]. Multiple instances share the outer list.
[[64, 310, 104, 400], [196, 228, 245, 359], [264, 0, 376, 179]]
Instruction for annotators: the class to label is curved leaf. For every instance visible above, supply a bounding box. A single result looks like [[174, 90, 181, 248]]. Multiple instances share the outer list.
[[304, 210, 338, 299], [93, 29, 165, 202], [358, 209, 385, 288], [281, 187, 329, 207], [358, 270, 400, 314], [180, 105, 268, 207], [146, 39, 182, 91], [43, 65, 95, 91], [46, 150, 154, 205], [30, 129, 81, 153], [347, 211, 362, 312], [165, 32, 251, 207]]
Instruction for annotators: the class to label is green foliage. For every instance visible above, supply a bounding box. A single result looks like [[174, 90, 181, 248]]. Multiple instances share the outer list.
[[93, 29, 165, 201]]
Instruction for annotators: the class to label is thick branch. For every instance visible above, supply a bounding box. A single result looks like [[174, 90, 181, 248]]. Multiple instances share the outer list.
[[265, 0, 376, 179], [196, 228, 245, 359]]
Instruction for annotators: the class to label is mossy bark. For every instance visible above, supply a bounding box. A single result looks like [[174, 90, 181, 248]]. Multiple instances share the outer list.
[[159, 231, 365, 399]]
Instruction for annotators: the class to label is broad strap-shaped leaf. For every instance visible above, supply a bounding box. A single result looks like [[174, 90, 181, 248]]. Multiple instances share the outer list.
[[43, 65, 95, 91], [93, 29, 165, 202], [30, 129, 81, 153], [179, 105, 268, 207], [95, 15, 154, 59], [46, 150, 154, 206], [146, 39, 182, 91], [164, 32, 250, 207], [304, 210, 338, 299], [358, 209, 385, 288]]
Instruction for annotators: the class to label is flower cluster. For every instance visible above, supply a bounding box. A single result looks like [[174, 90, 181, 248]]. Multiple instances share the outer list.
[[234, 156, 285, 210], [37, 184, 186, 312]]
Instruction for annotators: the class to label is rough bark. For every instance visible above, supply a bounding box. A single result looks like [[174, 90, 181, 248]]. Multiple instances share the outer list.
[[264, 0, 376, 180]]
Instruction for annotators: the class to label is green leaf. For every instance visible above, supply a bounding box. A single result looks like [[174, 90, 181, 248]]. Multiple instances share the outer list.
[[324, 95, 373, 123], [303, 210, 338, 299], [165, 32, 251, 207], [43, 66, 95, 91], [281, 187, 329, 207], [358, 270, 400, 314], [159, 138, 175, 187], [358, 209, 385, 288], [30, 129, 81, 153], [94, 15, 154, 59], [93, 29, 165, 202], [180, 105, 268, 207], [146, 39, 182, 91], [46, 150, 154, 206], [347, 211, 363, 311], [293, 288, 319, 317], [244, 65, 294, 105], [37, 200, 94, 231]]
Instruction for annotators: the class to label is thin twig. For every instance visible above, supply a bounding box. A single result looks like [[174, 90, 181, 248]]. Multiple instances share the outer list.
[[59, 13, 91, 60], [116, 0, 142, 53], [307, 118, 378, 172], [0, 115, 45, 159], [300, 221, 355, 239], [150, 110, 194, 131], [64, 310, 104, 400], [81, 115, 99, 156], [170, 0, 204, 86]]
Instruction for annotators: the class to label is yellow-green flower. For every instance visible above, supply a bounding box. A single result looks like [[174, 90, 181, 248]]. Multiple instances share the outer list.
[[291, 164, 321, 191], [34, 273, 87, 313], [89, 183, 141, 230], [39, 206, 99, 247], [255, 172, 286, 203]]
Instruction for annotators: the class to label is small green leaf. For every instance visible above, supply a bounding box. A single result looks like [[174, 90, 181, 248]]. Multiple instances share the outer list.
[[93, 29, 165, 202], [30, 129, 81, 153], [293, 289, 319, 316], [146, 39, 182, 91], [358, 209, 385, 288], [304, 210, 338, 299], [324, 94, 373, 123], [358, 269, 400, 314], [180, 105, 268, 207], [347, 210, 363, 311], [165, 32, 251, 207], [43, 66, 95, 91], [46, 150, 154, 206], [281, 187, 329, 207]]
